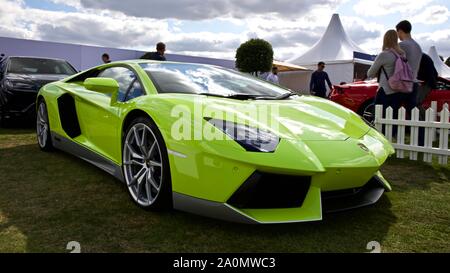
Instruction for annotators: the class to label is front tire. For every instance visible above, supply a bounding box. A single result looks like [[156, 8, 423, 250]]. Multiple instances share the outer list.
[[36, 100, 53, 151], [361, 102, 375, 124], [122, 117, 172, 210]]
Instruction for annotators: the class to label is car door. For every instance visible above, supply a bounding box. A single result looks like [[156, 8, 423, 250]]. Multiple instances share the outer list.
[[75, 66, 143, 163]]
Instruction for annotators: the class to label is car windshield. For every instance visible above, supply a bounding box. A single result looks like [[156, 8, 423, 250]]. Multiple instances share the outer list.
[[8, 58, 76, 75], [140, 62, 290, 98]]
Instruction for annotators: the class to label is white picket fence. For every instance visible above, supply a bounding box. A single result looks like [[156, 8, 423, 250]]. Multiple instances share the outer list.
[[374, 101, 450, 165]]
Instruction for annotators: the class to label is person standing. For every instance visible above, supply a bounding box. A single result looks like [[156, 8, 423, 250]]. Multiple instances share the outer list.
[[102, 53, 111, 64], [266, 66, 279, 84], [396, 20, 423, 111], [368, 30, 407, 113], [309, 62, 333, 98], [417, 53, 438, 106], [141, 42, 167, 61]]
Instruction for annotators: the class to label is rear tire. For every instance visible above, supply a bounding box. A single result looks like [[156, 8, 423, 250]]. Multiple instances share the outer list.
[[36, 99, 53, 151], [122, 116, 172, 210]]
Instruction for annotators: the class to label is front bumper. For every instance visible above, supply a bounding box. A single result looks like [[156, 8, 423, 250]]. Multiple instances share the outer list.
[[168, 126, 394, 224], [0, 88, 37, 117], [173, 171, 390, 224]]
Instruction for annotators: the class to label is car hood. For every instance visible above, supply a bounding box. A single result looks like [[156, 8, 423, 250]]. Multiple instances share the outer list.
[[146, 94, 371, 142], [6, 73, 70, 90]]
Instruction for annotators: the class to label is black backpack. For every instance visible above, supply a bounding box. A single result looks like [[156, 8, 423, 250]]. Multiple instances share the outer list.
[[418, 53, 438, 89]]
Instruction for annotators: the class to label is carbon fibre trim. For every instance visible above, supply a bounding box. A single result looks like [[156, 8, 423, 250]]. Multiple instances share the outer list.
[[51, 132, 125, 183], [321, 176, 386, 213], [172, 192, 258, 224]]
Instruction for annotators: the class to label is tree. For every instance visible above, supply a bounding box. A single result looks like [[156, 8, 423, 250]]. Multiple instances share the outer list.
[[446, 57, 450, 68], [235, 39, 274, 76]]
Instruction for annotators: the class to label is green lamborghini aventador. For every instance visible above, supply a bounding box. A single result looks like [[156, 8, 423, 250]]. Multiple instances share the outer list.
[[36, 60, 395, 224]]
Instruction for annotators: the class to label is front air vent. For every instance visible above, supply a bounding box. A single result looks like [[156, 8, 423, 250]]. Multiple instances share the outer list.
[[227, 172, 311, 209]]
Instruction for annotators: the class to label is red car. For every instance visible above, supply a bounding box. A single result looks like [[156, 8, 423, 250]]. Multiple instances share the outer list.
[[330, 77, 450, 121]]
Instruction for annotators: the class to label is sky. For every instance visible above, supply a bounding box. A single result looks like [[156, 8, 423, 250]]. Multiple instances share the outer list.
[[0, 0, 449, 61]]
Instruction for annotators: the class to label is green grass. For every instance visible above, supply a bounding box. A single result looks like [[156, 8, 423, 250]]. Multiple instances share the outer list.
[[0, 128, 449, 253]]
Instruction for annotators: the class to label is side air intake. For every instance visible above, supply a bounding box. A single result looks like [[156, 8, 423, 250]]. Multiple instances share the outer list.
[[57, 94, 81, 138]]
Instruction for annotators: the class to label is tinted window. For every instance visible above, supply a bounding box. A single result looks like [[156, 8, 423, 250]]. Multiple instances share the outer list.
[[126, 80, 144, 101], [140, 63, 289, 97], [98, 67, 142, 102], [7, 58, 76, 75]]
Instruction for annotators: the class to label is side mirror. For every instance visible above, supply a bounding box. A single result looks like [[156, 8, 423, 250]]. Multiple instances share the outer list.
[[84, 77, 119, 105], [84, 77, 119, 94]]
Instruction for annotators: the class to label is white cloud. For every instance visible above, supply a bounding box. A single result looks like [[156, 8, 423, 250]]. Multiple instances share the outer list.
[[417, 29, 450, 58], [412, 5, 450, 25], [77, 0, 344, 20], [353, 0, 433, 17], [1, 0, 448, 61]]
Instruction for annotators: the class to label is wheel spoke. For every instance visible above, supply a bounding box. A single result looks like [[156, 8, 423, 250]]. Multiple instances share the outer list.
[[129, 167, 146, 187], [126, 142, 144, 160], [149, 160, 162, 167], [39, 105, 45, 118], [133, 127, 148, 157], [141, 127, 147, 147], [137, 169, 147, 186], [148, 176, 160, 191], [135, 169, 148, 199], [145, 181, 152, 205], [147, 142, 156, 159], [124, 160, 145, 166]]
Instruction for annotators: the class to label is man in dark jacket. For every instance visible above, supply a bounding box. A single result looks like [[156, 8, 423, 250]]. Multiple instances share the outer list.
[[141, 42, 166, 61], [417, 53, 438, 147], [310, 62, 333, 98], [417, 53, 438, 105]]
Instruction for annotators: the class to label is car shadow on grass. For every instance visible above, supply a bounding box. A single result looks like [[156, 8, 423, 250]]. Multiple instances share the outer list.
[[0, 119, 35, 134], [0, 143, 398, 253]]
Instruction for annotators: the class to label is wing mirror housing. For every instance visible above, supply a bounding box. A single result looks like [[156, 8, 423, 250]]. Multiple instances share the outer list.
[[84, 77, 119, 105]]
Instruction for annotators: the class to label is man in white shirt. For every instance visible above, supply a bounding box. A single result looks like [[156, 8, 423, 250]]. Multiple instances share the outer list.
[[266, 66, 279, 84]]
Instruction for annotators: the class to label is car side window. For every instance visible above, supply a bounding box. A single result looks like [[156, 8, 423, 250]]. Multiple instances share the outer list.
[[98, 67, 138, 102], [126, 79, 144, 101]]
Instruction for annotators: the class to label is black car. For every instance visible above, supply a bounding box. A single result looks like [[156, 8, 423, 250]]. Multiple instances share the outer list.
[[0, 56, 77, 122]]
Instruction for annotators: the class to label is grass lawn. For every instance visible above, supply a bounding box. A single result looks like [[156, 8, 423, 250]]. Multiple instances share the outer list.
[[0, 127, 449, 253]]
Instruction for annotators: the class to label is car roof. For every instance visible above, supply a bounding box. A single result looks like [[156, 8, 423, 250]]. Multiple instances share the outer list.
[[8, 56, 69, 62], [107, 59, 221, 68]]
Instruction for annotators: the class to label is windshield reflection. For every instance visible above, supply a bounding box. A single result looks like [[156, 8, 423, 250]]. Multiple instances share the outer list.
[[140, 63, 290, 98]]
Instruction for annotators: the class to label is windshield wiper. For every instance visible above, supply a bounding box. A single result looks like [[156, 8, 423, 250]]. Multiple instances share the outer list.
[[198, 93, 260, 100], [255, 92, 297, 100], [198, 92, 297, 100], [273, 92, 297, 100]]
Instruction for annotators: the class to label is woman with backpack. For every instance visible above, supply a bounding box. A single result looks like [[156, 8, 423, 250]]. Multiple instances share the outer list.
[[368, 29, 414, 116]]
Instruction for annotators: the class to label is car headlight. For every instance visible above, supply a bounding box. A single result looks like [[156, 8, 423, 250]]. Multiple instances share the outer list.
[[3, 80, 35, 90], [207, 118, 280, 153], [4, 79, 14, 90]]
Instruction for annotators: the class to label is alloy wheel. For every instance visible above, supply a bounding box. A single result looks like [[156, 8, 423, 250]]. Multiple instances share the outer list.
[[37, 102, 49, 148], [123, 123, 164, 207]]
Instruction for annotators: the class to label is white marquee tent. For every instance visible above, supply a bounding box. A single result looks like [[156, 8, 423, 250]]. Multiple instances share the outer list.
[[428, 46, 450, 79], [288, 14, 375, 93]]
